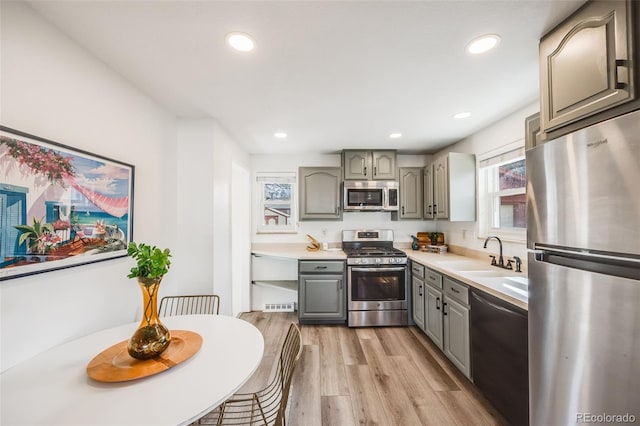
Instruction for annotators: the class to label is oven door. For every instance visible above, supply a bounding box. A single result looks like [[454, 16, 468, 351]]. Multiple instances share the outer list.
[[348, 266, 407, 310]]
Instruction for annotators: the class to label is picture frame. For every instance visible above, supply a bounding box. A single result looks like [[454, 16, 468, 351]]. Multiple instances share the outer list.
[[0, 126, 134, 281]]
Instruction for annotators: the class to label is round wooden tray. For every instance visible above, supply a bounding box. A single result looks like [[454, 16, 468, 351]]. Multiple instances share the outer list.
[[86, 330, 202, 382]]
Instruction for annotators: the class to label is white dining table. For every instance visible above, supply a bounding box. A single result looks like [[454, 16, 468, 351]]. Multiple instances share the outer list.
[[0, 314, 264, 426]]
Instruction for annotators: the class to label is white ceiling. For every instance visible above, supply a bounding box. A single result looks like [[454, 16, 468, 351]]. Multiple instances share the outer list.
[[27, 0, 586, 154]]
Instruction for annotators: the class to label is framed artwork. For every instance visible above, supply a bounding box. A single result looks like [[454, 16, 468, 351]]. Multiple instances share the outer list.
[[0, 126, 134, 280]]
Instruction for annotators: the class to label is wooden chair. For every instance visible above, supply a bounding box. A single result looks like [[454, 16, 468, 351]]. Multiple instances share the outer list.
[[197, 323, 303, 426], [158, 294, 220, 317]]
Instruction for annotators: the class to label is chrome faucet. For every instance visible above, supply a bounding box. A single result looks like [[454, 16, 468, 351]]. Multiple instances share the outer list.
[[483, 236, 506, 268]]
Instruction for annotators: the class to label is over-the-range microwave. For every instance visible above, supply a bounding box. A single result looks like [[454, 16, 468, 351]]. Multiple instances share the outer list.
[[343, 181, 399, 211]]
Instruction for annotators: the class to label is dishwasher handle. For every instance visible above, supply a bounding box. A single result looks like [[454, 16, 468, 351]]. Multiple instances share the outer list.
[[471, 291, 526, 320]]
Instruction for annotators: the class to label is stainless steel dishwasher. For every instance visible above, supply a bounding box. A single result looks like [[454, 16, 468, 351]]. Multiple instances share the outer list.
[[470, 290, 528, 426]]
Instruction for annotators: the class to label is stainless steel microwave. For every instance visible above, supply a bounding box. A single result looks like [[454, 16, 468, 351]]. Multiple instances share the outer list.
[[343, 181, 399, 211]]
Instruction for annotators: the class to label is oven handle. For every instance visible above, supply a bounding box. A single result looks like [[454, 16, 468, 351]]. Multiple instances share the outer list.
[[350, 267, 407, 273]]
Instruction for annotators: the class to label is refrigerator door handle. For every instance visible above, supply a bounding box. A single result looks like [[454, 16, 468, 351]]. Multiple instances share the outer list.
[[534, 244, 640, 265], [531, 246, 640, 281]]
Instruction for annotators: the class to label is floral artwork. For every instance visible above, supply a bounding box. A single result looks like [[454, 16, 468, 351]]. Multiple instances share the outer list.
[[0, 126, 134, 280]]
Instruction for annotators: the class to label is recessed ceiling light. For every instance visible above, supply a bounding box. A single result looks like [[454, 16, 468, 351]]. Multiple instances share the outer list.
[[466, 34, 501, 54], [389, 133, 402, 139], [274, 132, 287, 139], [226, 32, 255, 52], [453, 111, 472, 119]]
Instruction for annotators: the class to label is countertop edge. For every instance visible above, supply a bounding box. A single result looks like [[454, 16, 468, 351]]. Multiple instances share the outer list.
[[251, 245, 527, 311]]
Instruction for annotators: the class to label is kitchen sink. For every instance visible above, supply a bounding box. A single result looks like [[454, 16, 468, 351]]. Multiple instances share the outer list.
[[459, 270, 514, 277], [437, 260, 486, 271]]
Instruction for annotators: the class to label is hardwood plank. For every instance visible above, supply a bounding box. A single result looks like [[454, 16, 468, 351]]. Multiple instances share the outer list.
[[338, 325, 367, 366], [388, 356, 456, 425], [318, 326, 350, 396], [359, 338, 424, 425], [374, 327, 411, 356], [355, 327, 377, 340], [302, 324, 320, 345], [345, 364, 392, 426], [288, 345, 322, 426], [321, 395, 356, 426], [436, 390, 503, 426], [398, 327, 460, 391]]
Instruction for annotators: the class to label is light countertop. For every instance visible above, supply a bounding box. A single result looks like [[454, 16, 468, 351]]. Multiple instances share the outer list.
[[251, 243, 346, 260], [405, 251, 528, 311], [251, 244, 527, 310]]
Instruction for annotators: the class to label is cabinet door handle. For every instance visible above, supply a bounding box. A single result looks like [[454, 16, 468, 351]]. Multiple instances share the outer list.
[[364, 166, 367, 176], [616, 59, 629, 90], [443, 301, 448, 315], [428, 205, 432, 215], [315, 266, 328, 270], [374, 166, 377, 176], [433, 204, 437, 212], [402, 206, 405, 215], [419, 285, 423, 297], [451, 287, 460, 294], [436, 297, 440, 310]]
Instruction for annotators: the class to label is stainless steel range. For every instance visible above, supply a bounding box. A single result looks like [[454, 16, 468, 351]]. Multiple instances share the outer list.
[[342, 230, 408, 327]]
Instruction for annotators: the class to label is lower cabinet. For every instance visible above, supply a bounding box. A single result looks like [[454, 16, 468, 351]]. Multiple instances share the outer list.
[[412, 265, 471, 380], [411, 262, 426, 330], [298, 260, 346, 324], [442, 276, 471, 379], [424, 269, 444, 350]]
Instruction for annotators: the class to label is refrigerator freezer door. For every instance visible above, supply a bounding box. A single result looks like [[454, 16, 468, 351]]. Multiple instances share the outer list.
[[528, 253, 640, 425], [526, 110, 640, 255]]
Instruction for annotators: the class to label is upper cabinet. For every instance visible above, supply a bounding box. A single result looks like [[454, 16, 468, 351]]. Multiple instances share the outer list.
[[423, 164, 435, 219], [540, 0, 639, 136], [525, 112, 544, 151], [299, 167, 342, 220], [396, 167, 423, 220], [423, 153, 476, 222], [343, 150, 396, 180]]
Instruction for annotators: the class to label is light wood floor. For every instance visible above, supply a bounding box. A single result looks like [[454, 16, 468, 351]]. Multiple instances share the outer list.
[[234, 312, 506, 426]]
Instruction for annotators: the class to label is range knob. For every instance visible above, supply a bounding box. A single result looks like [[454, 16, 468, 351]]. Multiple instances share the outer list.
[[396, 257, 404, 264], [375, 258, 382, 264], [360, 258, 368, 264], [389, 257, 396, 264]]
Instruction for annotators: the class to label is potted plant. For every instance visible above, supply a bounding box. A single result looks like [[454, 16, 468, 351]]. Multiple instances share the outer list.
[[15, 217, 56, 255], [126, 242, 172, 360]]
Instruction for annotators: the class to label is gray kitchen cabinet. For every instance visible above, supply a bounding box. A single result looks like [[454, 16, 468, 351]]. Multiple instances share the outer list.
[[298, 260, 346, 324], [424, 269, 444, 350], [442, 276, 471, 379], [411, 261, 426, 330], [433, 155, 449, 219], [425, 153, 475, 221], [342, 150, 396, 180], [540, 0, 638, 135], [397, 167, 423, 220], [525, 112, 543, 151], [298, 167, 342, 220], [423, 163, 434, 219]]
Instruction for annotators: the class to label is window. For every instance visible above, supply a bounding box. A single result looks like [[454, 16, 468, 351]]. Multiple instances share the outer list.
[[255, 173, 297, 233], [478, 143, 526, 241]]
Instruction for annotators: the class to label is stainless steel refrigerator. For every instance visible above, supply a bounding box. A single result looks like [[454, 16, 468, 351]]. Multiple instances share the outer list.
[[527, 109, 640, 426]]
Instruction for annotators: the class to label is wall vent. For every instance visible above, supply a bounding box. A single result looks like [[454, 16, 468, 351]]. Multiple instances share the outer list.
[[263, 302, 296, 312]]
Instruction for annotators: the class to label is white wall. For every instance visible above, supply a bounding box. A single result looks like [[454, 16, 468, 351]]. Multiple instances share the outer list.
[[0, 2, 179, 371], [173, 119, 250, 316], [250, 153, 437, 245], [434, 102, 539, 261]]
